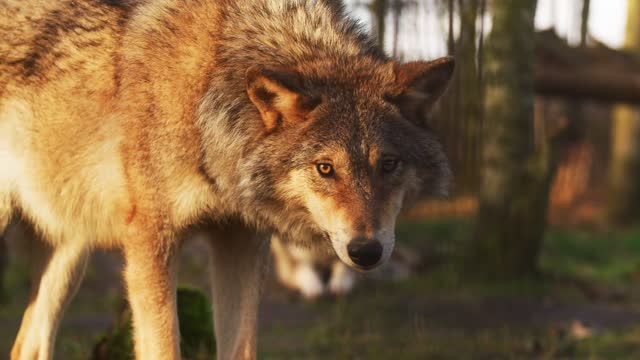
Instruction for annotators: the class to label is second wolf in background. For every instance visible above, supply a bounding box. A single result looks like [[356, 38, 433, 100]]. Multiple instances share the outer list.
[[271, 233, 422, 299]]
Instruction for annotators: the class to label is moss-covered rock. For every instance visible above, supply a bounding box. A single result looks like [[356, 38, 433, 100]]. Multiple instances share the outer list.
[[92, 287, 215, 359]]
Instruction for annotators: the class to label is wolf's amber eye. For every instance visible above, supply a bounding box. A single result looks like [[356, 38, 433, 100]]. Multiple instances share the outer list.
[[382, 159, 399, 173], [316, 163, 334, 177]]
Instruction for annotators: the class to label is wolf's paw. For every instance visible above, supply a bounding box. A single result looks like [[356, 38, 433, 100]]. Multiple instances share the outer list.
[[294, 264, 325, 299], [328, 262, 356, 295]]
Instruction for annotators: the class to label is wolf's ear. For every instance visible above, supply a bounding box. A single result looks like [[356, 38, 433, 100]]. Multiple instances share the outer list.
[[246, 66, 321, 132], [387, 57, 455, 124]]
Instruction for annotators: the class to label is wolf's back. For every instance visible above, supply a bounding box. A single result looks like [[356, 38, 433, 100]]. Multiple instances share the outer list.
[[0, 0, 127, 92]]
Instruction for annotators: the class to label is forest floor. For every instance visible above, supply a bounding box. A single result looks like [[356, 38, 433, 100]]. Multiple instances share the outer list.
[[2, 219, 640, 359]]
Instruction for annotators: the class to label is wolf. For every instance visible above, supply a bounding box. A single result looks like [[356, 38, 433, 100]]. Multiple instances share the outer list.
[[0, 0, 453, 358]]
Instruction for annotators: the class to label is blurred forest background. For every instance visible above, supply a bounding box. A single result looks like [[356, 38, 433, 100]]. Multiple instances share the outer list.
[[346, 0, 640, 279], [3, 0, 640, 359]]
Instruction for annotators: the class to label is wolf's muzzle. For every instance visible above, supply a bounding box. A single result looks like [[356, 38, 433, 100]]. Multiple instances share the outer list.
[[347, 238, 383, 269]]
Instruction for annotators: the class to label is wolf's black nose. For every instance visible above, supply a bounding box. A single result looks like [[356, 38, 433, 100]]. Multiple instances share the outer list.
[[347, 239, 383, 269]]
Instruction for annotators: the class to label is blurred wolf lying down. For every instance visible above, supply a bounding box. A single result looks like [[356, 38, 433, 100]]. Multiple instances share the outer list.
[[0, 0, 453, 358], [271, 233, 422, 299]]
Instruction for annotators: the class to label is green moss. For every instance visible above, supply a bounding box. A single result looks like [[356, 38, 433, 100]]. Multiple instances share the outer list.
[[92, 287, 215, 360], [91, 308, 133, 360], [177, 287, 216, 358]]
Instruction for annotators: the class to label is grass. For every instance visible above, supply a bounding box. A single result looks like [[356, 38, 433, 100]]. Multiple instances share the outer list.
[[257, 220, 640, 359], [573, 327, 640, 360], [398, 220, 640, 296], [542, 227, 640, 284], [2, 220, 640, 359]]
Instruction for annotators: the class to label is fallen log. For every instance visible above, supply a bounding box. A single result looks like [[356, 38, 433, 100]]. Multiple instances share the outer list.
[[534, 66, 640, 104], [534, 30, 640, 104]]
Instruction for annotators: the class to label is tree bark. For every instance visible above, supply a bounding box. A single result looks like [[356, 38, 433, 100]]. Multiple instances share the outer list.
[[608, 0, 640, 225], [468, 0, 542, 279]]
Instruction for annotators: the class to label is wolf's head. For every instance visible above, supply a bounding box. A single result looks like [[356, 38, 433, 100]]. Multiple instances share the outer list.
[[242, 57, 453, 271]]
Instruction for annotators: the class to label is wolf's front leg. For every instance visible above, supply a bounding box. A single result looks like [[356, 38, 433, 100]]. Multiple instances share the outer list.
[[123, 234, 180, 359], [11, 231, 89, 360], [207, 223, 269, 360]]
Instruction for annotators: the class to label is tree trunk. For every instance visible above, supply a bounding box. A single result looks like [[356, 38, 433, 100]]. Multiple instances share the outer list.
[[468, 0, 542, 279], [608, 0, 640, 225], [0, 235, 6, 300], [370, 0, 387, 50], [580, 0, 590, 46], [391, 0, 402, 58], [456, 0, 482, 193], [448, 0, 455, 55]]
